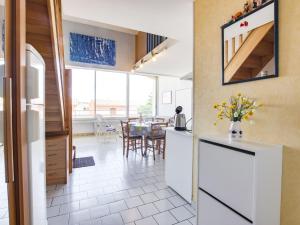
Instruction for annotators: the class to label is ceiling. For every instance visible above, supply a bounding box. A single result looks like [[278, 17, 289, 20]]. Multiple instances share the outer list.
[[62, 0, 194, 77]]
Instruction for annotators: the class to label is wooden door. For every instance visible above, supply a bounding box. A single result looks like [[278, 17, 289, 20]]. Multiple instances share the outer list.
[[1, 0, 30, 225]]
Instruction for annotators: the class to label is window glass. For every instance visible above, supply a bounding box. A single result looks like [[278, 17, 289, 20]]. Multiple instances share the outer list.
[[129, 75, 156, 117], [96, 71, 127, 117], [71, 69, 157, 119], [72, 69, 95, 118]]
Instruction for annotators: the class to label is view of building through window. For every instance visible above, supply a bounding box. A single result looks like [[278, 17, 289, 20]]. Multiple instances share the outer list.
[[72, 68, 156, 119], [96, 71, 127, 117]]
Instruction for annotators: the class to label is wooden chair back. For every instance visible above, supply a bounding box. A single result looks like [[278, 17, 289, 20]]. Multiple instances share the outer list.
[[128, 117, 139, 122], [150, 122, 168, 139], [153, 117, 165, 123], [121, 121, 130, 137]]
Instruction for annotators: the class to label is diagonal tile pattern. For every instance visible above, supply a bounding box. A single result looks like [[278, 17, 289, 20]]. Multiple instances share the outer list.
[[47, 136, 196, 225]]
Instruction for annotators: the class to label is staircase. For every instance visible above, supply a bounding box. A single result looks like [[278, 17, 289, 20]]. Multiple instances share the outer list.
[[26, 0, 65, 132], [224, 22, 274, 83], [27, 0, 72, 185]]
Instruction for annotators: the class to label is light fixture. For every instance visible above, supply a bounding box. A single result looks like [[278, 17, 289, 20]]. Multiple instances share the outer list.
[[132, 47, 168, 72], [139, 59, 145, 68], [151, 52, 157, 62]]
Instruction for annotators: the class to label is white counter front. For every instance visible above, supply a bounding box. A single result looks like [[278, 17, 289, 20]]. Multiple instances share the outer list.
[[198, 136, 283, 225], [165, 128, 193, 203]]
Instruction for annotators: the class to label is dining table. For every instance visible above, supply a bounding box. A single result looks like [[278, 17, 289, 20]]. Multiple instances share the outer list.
[[128, 121, 152, 137], [128, 121, 167, 156]]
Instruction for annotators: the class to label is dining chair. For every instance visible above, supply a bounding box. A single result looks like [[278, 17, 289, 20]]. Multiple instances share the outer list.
[[144, 122, 168, 160], [128, 117, 140, 122], [143, 117, 153, 122], [95, 114, 118, 142], [153, 117, 165, 123], [120, 121, 143, 158]]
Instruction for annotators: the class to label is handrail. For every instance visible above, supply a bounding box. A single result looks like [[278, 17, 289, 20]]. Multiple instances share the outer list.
[[224, 30, 252, 69], [47, 0, 66, 130]]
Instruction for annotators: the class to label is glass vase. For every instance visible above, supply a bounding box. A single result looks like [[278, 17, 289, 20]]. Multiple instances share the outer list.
[[229, 121, 242, 139]]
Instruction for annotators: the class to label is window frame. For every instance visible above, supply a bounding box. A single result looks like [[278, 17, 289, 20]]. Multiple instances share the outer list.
[[71, 67, 158, 120]]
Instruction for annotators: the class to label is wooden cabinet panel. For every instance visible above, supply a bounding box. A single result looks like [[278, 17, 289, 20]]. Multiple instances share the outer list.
[[46, 137, 65, 151], [46, 135, 68, 185], [46, 169, 67, 185]]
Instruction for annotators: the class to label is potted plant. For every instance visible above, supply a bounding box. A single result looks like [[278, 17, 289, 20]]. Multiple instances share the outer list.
[[213, 93, 262, 139]]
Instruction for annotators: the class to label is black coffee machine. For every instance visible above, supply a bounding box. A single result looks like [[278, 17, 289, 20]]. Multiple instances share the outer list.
[[174, 106, 186, 131]]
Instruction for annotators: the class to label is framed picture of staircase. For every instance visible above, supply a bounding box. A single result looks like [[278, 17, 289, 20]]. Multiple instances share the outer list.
[[221, 0, 278, 85]]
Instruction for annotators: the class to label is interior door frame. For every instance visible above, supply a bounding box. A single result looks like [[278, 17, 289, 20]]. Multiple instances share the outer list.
[[65, 69, 73, 173], [5, 0, 30, 225]]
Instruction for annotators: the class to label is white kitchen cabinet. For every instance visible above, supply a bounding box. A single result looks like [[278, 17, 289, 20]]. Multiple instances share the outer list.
[[165, 128, 193, 203]]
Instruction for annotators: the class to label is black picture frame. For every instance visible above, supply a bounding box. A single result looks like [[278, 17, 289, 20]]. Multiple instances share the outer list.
[[221, 0, 279, 85]]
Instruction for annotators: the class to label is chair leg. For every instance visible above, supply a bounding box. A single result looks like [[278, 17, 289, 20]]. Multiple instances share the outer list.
[[156, 141, 159, 153], [123, 138, 125, 155], [126, 139, 130, 158], [158, 140, 161, 154], [141, 138, 144, 156], [163, 139, 166, 159], [144, 138, 148, 156], [72, 146, 76, 159], [153, 140, 156, 161]]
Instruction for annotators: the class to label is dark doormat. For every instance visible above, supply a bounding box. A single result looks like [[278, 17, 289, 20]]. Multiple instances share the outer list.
[[73, 156, 95, 168]]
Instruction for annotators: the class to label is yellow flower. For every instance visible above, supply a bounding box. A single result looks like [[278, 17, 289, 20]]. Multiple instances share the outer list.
[[213, 122, 217, 126], [248, 111, 253, 116], [237, 93, 242, 97], [222, 102, 227, 106], [244, 115, 249, 120], [213, 104, 218, 109]]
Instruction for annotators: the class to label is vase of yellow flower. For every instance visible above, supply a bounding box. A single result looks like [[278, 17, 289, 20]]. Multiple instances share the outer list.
[[213, 93, 262, 139]]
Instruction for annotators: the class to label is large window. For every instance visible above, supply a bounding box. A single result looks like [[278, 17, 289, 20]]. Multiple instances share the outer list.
[[96, 71, 127, 117], [72, 68, 157, 119], [129, 75, 156, 117], [72, 69, 95, 118]]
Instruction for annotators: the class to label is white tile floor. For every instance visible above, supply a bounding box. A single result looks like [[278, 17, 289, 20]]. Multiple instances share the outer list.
[[47, 136, 196, 225]]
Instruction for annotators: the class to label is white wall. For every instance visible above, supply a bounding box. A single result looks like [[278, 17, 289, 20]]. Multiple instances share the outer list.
[[62, 0, 193, 77], [158, 76, 192, 119], [73, 119, 95, 135], [73, 117, 123, 135], [63, 20, 135, 71]]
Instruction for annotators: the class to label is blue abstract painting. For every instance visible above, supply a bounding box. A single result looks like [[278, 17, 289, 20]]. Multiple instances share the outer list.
[[70, 32, 116, 66]]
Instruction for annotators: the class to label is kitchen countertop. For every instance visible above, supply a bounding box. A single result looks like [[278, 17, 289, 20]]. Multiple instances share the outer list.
[[165, 127, 193, 137]]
